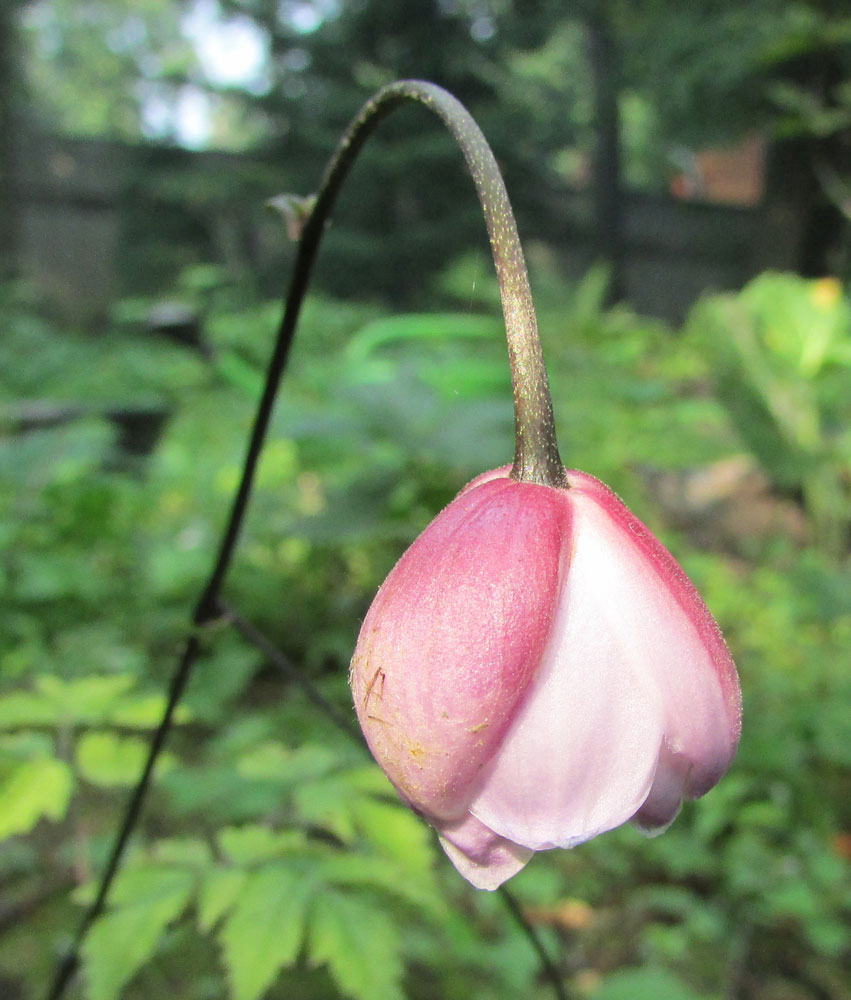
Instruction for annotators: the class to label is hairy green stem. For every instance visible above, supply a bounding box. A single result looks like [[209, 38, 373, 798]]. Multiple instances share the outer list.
[[304, 79, 565, 486]]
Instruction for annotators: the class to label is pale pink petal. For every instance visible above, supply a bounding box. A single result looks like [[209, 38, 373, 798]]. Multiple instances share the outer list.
[[631, 743, 693, 834], [570, 473, 741, 798], [468, 493, 665, 850], [437, 812, 533, 891], [470, 476, 739, 851]]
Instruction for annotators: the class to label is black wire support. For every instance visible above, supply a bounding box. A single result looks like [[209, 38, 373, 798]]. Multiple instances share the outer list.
[[217, 600, 361, 742], [44, 80, 569, 1000], [498, 886, 569, 1000]]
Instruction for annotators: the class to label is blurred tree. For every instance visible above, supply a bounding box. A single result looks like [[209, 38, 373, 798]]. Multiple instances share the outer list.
[[209, 0, 592, 300], [614, 0, 851, 272], [0, 0, 23, 279], [19, 0, 192, 139], [16, 0, 851, 294]]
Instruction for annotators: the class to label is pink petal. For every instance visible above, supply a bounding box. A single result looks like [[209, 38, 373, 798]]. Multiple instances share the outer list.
[[631, 743, 693, 834], [350, 474, 570, 819], [437, 812, 533, 890]]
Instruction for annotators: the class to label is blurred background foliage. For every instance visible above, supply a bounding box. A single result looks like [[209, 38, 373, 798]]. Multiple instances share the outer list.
[[4, 0, 851, 302], [1, 2, 851, 1000]]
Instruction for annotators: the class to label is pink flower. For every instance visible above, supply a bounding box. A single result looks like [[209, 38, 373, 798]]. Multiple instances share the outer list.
[[349, 466, 741, 889]]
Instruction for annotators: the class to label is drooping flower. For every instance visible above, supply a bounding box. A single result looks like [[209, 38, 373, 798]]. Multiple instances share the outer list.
[[349, 466, 741, 889]]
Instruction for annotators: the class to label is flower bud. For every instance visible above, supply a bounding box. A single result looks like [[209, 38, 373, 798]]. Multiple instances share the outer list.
[[350, 467, 741, 889]]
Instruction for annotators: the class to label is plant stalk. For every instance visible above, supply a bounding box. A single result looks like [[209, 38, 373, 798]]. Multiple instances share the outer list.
[[309, 79, 565, 486]]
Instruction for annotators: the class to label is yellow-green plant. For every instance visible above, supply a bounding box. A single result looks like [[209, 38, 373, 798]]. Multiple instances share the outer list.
[[687, 272, 851, 557]]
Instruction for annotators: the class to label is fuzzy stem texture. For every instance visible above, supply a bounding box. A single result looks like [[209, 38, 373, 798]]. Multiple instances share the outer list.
[[304, 79, 565, 486]]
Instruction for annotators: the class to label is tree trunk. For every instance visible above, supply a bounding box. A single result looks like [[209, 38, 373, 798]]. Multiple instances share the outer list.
[[587, 6, 624, 302]]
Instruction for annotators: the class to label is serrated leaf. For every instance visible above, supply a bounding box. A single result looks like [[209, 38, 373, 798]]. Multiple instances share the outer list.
[[351, 797, 434, 871], [149, 838, 213, 867], [316, 853, 444, 919], [217, 825, 307, 865], [0, 677, 175, 732], [0, 690, 58, 729], [109, 691, 192, 729], [0, 756, 73, 839], [108, 865, 196, 906], [293, 775, 359, 843], [218, 862, 315, 1000], [236, 741, 339, 783], [35, 674, 136, 724], [197, 867, 248, 932], [81, 868, 194, 1000], [309, 889, 404, 1000], [76, 730, 173, 788]]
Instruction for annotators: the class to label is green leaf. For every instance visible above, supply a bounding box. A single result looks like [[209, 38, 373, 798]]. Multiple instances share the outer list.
[[0, 690, 59, 729], [76, 730, 173, 787], [197, 867, 248, 933], [316, 853, 444, 919], [807, 916, 850, 957], [82, 867, 194, 1000], [591, 967, 710, 1000], [149, 837, 213, 867], [0, 756, 73, 839], [35, 674, 136, 726], [236, 741, 339, 784], [217, 825, 307, 865], [0, 677, 186, 732], [347, 313, 501, 361], [351, 796, 434, 871], [111, 866, 186, 906], [109, 691, 192, 729], [292, 774, 359, 843], [309, 889, 404, 1000], [217, 862, 315, 1000], [213, 349, 265, 397]]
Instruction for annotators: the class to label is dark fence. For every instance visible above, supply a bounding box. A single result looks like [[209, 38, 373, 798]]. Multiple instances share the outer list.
[[543, 186, 805, 320], [5, 130, 807, 324], [9, 131, 132, 317]]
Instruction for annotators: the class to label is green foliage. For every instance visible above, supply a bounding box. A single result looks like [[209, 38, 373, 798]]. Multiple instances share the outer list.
[[18, 0, 192, 140], [0, 744, 72, 839], [590, 967, 707, 1000], [1, 266, 850, 1000], [310, 890, 404, 1000], [218, 863, 314, 1000], [687, 272, 851, 555], [82, 866, 196, 1000], [69, 738, 443, 1000]]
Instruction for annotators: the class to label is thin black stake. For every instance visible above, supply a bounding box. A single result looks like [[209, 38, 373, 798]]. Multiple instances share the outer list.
[[498, 886, 569, 1000], [45, 81, 568, 1000], [45, 633, 204, 1000]]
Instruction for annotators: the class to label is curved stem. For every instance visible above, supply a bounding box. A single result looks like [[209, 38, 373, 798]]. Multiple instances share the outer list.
[[306, 80, 565, 486]]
